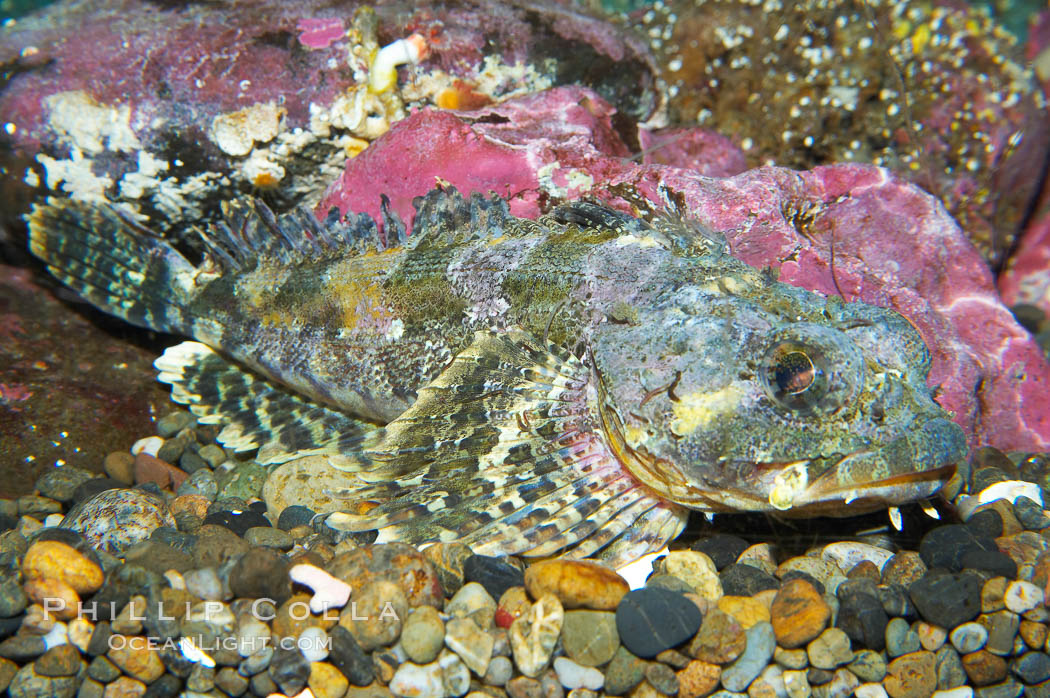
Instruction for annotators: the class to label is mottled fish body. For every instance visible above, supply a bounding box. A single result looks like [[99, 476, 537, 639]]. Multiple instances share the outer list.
[[28, 187, 967, 565]]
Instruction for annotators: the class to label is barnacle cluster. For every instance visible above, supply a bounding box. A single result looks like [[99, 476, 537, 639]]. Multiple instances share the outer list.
[[638, 0, 1047, 266]]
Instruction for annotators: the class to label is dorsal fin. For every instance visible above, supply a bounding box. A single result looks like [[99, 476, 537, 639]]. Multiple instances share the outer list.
[[406, 185, 514, 249]]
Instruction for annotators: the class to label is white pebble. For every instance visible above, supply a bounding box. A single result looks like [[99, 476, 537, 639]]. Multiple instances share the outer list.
[[855, 683, 889, 698], [956, 480, 1044, 519], [184, 568, 224, 601], [289, 563, 352, 613], [164, 570, 186, 590], [42, 621, 68, 649], [43, 513, 64, 527], [822, 541, 894, 573], [553, 656, 604, 691], [299, 626, 329, 662], [131, 436, 164, 456], [933, 687, 974, 698], [390, 661, 445, 698], [1005, 580, 1044, 613], [949, 622, 988, 654]]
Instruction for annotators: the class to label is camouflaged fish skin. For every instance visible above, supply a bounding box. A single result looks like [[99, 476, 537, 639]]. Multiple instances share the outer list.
[[27, 187, 968, 564]]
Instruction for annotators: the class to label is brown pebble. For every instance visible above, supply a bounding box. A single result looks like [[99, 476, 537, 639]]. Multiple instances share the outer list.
[[133, 452, 188, 490], [23, 577, 80, 621], [961, 649, 1008, 686], [688, 608, 745, 665], [770, 578, 830, 649], [169, 494, 210, 519], [1020, 619, 1048, 649], [33, 644, 81, 677], [507, 675, 544, 698], [103, 452, 135, 485], [980, 577, 1008, 614], [104, 675, 147, 697], [883, 650, 936, 698], [108, 636, 165, 683], [523, 559, 628, 610], [846, 560, 881, 581], [716, 595, 769, 629], [23, 540, 104, 595], [882, 551, 927, 588], [676, 660, 720, 698]]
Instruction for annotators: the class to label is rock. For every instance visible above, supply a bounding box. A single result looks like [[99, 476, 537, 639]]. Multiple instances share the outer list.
[[961, 551, 1018, 580], [438, 648, 469, 697], [446, 582, 496, 630], [0, 577, 26, 618], [1020, 619, 1048, 650], [721, 621, 776, 692], [22, 540, 103, 594], [645, 662, 679, 695], [215, 666, 250, 696], [390, 660, 444, 698], [177, 469, 218, 500], [936, 646, 968, 691], [738, 544, 778, 576], [783, 669, 811, 698], [688, 608, 746, 664], [849, 650, 887, 683], [676, 659, 720, 698], [560, 610, 619, 667], [269, 644, 312, 695], [277, 505, 316, 531], [103, 453, 136, 485], [823, 542, 894, 576], [244, 526, 293, 550], [202, 509, 270, 537], [327, 543, 443, 609], [510, 593, 562, 677], [775, 647, 809, 670], [951, 623, 990, 654], [884, 651, 937, 698], [216, 460, 268, 501], [553, 656, 603, 691], [962, 650, 1008, 686], [1004, 581, 1044, 613], [982, 578, 1009, 614], [883, 553, 928, 588], [807, 627, 853, 670], [132, 452, 188, 490], [717, 595, 770, 629], [980, 611, 1021, 656], [720, 563, 781, 597], [604, 645, 648, 695], [33, 644, 80, 677], [771, 578, 831, 649], [917, 622, 947, 653], [339, 580, 407, 651], [777, 557, 841, 588], [445, 616, 493, 676], [401, 606, 444, 665], [524, 559, 628, 610], [422, 542, 472, 598], [836, 588, 889, 651], [325, 625, 370, 687], [909, 573, 982, 629], [615, 587, 703, 659], [460, 555, 524, 602], [485, 655, 513, 686], [919, 525, 999, 573], [309, 660, 350, 698], [655, 551, 723, 601], [886, 617, 921, 658], [108, 635, 165, 682], [691, 535, 749, 570], [229, 547, 292, 603], [506, 675, 544, 698], [35, 466, 95, 503], [1011, 651, 1050, 684], [299, 627, 330, 662], [60, 489, 174, 555]]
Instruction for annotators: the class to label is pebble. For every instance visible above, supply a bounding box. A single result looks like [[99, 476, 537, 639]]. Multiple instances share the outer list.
[[244, 526, 293, 549], [560, 609, 619, 667], [910, 573, 982, 629], [447, 581, 497, 629], [615, 587, 702, 659], [656, 550, 723, 601], [919, 525, 999, 572], [719, 563, 780, 597], [837, 587, 890, 651], [216, 460, 268, 501], [510, 593, 563, 677], [823, 542, 894, 574], [1004, 581, 1044, 614], [676, 659, 721, 698], [176, 469, 218, 499], [329, 625, 374, 686], [554, 656, 604, 691], [885, 651, 937, 698], [1010, 651, 1050, 684], [300, 626, 330, 662], [340, 580, 407, 651], [721, 621, 775, 691], [524, 559, 628, 611], [60, 489, 174, 555], [22, 540, 103, 594], [770, 578, 830, 648], [445, 616, 493, 676], [269, 644, 312, 695], [277, 505, 316, 531], [962, 650, 1008, 686], [465, 555, 526, 601], [981, 611, 1020, 655], [603, 645, 647, 695], [485, 655, 513, 686], [691, 534, 749, 570], [850, 649, 888, 682], [884, 552, 929, 588], [807, 627, 853, 670], [918, 622, 948, 652], [689, 608, 746, 664], [108, 636, 165, 682], [951, 623, 990, 654], [886, 617, 921, 658], [133, 452, 188, 490], [32, 643, 79, 677], [390, 660, 445, 698], [402, 606, 445, 664]]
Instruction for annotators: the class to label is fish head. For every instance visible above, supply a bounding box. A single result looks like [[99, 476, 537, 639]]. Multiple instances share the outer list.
[[590, 265, 967, 516]]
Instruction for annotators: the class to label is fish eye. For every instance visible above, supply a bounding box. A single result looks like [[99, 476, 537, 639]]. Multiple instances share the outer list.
[[761, 324, 864, 417]]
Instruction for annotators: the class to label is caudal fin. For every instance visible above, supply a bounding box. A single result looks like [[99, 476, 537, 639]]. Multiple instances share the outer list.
[[27, 200, 197, 335]]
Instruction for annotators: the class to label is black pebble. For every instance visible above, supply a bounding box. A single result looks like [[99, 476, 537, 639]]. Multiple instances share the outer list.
[[1012, 651, 1050, 685], [143, 673, 183, 698], [966, 508, 1004, 538], [919, 524, 998, 571], [1014, 497, 1050, 530], [960, 549, 1018, 579], [0, 615, 22, 641], [908, 572, 981, 628], [269, 644, 311, 695], [615, 587, 703, 659], [719, 563, 780, 597], [690, 534, 749, 570], [463, 555, 525, 600], [149, 526, 199, 555], [249, 500, 268, 514], [71, 478, 125, 504], [277, 505, 316, 531], [0, 514, 17, 533], [203, 510, 270, 537], [878, 583, 916, 619], [836, 590, 888, 651], [229, 548, 292, 604], [329, 626, 374, 686]]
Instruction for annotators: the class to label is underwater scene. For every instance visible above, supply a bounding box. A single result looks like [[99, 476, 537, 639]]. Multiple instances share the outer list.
[[1, 0, 1050, 696]]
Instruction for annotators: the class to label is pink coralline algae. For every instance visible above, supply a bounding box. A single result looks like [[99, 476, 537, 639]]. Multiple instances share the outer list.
[[1000, 214, 1050, 319], [321, 85, 1050, 452], [297, 18, 346, 49]]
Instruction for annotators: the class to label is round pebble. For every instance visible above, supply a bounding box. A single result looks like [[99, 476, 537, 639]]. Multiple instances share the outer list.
[[951, 622, 989, 654], [60, 488, 175, 555], [615, 587, 702, 659]]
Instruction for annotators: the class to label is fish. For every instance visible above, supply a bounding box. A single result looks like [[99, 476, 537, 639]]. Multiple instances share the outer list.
[[27, 185, 968, 566]]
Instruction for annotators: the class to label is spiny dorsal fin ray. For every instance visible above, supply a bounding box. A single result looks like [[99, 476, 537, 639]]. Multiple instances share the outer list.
[[320, 328, 688, 562], [155, 341, 376, 464]]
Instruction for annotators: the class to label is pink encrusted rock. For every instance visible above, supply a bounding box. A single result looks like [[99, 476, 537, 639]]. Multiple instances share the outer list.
[[320, 85, 1050, 451], [1000, 213, 1050, 319]]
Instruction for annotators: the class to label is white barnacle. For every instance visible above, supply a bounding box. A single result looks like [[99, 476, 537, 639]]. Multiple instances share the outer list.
[[768, 461, 809, 510]]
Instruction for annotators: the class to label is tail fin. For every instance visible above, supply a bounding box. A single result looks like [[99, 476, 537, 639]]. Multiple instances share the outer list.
[[27, 200, 197, 335]]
